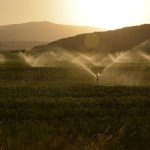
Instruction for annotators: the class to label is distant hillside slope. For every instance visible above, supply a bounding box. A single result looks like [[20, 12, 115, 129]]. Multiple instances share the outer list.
[[33, 24, 150, 54], [0, 21, 103, 42]]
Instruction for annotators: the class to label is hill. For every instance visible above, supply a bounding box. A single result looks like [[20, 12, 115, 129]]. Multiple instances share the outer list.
[[0, 21, 103, 42], [33, 24, 150, 54]]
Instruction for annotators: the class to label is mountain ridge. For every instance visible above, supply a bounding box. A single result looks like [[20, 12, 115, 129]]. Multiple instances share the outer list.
[[0, 21, 103, 42]]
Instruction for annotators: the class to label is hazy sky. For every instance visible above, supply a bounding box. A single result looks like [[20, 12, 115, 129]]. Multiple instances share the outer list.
[[0, 0, 150, 29]]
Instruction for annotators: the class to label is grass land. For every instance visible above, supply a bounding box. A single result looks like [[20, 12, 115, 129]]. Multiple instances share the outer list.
[[0, 65, 150, 150]]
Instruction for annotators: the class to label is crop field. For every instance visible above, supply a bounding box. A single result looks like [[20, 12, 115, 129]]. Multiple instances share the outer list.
[[0, 65, 150, 150]]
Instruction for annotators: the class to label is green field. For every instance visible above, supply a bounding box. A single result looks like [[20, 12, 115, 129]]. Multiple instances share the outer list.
[[0, 65, 150, 150]]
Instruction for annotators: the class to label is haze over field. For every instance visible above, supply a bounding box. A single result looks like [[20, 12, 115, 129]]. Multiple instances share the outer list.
[[0, 41, 46, 50]]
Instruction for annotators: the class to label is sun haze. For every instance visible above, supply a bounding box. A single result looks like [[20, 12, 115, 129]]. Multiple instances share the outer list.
[[0, 0, 150, 29]]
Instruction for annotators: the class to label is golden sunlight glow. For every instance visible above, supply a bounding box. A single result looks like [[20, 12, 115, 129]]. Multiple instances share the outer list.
[[1, 0, 149, 29], [73, 0, 144, 29]]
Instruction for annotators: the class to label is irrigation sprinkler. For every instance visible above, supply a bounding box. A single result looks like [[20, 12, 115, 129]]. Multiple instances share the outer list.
[[96, 72, 101, 86]]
